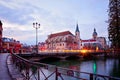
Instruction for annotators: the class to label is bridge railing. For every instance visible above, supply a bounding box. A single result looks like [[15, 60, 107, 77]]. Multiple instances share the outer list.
[[11, 53, 120, 80]]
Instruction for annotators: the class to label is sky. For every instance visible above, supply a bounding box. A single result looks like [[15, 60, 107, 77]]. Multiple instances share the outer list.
[[0, 0, 109, 45]]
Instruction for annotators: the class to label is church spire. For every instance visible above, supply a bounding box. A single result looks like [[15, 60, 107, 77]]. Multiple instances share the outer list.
[[75, 23, 81, 49], [75, 23, 80, 32], [93, 28, 97, 39]]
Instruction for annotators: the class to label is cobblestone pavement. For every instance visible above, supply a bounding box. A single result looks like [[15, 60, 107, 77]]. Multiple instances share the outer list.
[[0, 53, 12, 80]]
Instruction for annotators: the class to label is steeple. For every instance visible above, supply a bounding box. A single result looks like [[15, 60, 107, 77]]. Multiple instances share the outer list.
[[75, 23, 80, 32], [92, 28, 97, 39], [75, 23, 81, 49], [75, 23, 80, 40]]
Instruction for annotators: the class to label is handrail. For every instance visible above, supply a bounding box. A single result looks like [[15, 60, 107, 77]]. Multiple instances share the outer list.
[[11, 53, 120, 80]]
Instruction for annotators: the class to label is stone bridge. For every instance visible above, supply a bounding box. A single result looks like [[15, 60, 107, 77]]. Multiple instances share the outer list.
[[18, 51, 106, 61]]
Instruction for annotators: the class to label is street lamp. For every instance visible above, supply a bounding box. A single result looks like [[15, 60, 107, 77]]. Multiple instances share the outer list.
[[33, 22, 40, 54]]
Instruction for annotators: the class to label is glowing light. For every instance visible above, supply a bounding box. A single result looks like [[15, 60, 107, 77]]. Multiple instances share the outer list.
[[96, 46, 99, 51], [93, 61, 97, 74], [80, 49, 88, 53]]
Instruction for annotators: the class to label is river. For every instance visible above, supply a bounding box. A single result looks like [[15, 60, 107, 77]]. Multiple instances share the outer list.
[[28, 57, 120, 80], [40, 57, 120, 78]]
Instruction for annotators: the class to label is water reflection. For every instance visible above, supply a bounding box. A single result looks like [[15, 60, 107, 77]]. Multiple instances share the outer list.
[[42, 58, 120, 78]]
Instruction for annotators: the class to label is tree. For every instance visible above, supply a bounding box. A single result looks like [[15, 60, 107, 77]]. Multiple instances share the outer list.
[[108, 0, 120, 49]]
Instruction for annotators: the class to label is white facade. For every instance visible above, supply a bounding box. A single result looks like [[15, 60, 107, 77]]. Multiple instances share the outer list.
[[81, 28, 107, 49], [46, 31, 80, 50]]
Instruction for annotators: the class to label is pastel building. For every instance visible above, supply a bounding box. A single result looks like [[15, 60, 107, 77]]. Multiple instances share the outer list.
[[82, 28, 107, 50], [46, 24, 82, 51], [2, 37, 22, 53]]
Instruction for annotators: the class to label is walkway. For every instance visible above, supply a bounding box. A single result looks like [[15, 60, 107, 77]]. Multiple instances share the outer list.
[[0, 53, 12, 80]]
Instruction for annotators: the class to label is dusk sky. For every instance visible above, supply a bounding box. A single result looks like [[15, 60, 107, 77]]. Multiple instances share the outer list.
[[0, 0, 109, 45]]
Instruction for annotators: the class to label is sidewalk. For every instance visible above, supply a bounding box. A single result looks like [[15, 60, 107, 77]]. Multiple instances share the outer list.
[[7, 53, 24, 80], [0, 53, 12, 80]]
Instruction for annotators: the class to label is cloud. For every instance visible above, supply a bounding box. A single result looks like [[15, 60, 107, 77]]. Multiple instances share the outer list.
[[0, 0, 109, 45]]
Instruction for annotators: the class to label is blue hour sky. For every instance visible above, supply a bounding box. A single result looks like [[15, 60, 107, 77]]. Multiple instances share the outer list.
[[0, 0, 109, 45]]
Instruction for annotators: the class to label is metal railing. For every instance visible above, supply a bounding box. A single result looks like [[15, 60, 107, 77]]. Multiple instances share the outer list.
[[11, 53, 120, 80]]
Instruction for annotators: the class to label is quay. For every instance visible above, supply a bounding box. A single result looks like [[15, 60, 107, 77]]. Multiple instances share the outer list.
[[0, 53, 23, 80], [0, 53, 12, 80]]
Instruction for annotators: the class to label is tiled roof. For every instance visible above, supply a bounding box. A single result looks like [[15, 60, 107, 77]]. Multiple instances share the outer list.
[[48, 31, 74, 38], [82, 39, 96, 42]]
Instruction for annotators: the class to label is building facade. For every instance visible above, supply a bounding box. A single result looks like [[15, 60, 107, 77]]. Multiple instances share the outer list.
[[82, 28, 107, 50], [46, 24, 81, 51], [38, 42, 47, 51], [2, 37, 22, 53]]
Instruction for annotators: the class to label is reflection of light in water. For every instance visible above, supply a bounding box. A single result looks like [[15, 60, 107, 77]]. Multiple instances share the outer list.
[[69, 65, 78, 70], [30, 59, 120, 79], [93, 61, 97, 74]]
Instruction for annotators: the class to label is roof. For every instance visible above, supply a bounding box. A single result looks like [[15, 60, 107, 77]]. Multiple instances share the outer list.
[[82, 39, 96, 42], [48, 31, 74, 38], [75, 24, 80, 32], [93, 28, 97, 36]]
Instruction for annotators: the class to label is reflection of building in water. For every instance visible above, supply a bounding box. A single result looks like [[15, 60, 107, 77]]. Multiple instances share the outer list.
[[69, 65, 80, 78], [82, 28, 107, 50], [79, 60, 107, 79]]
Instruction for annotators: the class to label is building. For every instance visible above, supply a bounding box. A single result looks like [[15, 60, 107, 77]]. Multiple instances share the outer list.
[[0, 21, 3, 52], [92, 28, 98, 40], [2, 37, 22, 53], [38, 42, 47, 51], [82, 39, 103, 50], [82, 28, 107, 50], [46, 24, 81, 51]]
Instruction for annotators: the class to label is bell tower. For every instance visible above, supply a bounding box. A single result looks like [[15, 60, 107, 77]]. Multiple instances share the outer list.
[[75, 23, 80, 40], [75, 23, 81, 49], [92, 28, 97, 40]]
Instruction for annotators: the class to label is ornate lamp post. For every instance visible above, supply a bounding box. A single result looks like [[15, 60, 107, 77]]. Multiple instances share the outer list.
[[33, 22, 40, 54]]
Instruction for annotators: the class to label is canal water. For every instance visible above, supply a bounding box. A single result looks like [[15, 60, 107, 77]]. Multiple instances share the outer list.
[[39, 57, 120, 79], [29, 57, 120, 80]]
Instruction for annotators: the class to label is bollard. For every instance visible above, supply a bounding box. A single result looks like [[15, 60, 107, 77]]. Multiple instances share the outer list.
[[25, 64, 30, 80], [38, 67, 40, 80], [55, 67, 58, 80], [90, 74, 93, 80]]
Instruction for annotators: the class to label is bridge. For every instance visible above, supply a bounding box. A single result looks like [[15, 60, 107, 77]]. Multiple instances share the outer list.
[[18, 50, 107, 61]]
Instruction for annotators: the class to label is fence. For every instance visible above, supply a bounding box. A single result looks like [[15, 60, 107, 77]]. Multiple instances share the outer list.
[[11, 53, 120, 80]]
